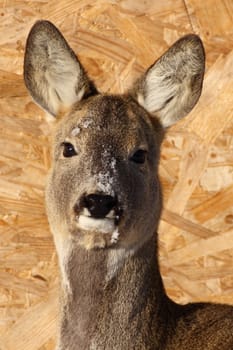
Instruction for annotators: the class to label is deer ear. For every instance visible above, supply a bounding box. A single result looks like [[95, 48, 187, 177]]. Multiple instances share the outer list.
[[130, 35, 205, 127], [24, 20, 97, 117]]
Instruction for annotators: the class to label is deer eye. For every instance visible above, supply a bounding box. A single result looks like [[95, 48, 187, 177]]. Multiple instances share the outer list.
[[130, 149, 147, 164], [62, 142, 77, 157]]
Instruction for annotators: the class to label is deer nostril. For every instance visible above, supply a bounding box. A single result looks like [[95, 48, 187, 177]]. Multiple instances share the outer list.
[[82, 194, 118, 219]]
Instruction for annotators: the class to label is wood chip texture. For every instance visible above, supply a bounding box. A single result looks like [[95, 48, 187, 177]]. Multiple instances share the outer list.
[[0, 1, 233, 349]]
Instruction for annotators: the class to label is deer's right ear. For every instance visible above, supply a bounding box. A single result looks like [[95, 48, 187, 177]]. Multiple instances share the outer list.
[[24, 20, 97, 117]]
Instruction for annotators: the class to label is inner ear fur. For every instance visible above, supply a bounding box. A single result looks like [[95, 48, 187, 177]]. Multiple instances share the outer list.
[[129, 34, 205, 128], [24, 20, 97, 117]]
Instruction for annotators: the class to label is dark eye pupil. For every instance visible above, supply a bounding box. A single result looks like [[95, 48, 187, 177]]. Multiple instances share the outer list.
[[62, 142, 77, 157], [130, 150, 147, 164]]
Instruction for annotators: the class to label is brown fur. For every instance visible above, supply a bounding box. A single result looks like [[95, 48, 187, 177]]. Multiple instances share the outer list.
[[24, 20, 233, 350]]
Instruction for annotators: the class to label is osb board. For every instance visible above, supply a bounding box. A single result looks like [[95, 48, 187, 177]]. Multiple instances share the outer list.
[[0, 1, 233, 349]]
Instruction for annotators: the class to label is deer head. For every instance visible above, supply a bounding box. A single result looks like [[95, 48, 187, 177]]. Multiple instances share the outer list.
[[24, 21, 205, 253]]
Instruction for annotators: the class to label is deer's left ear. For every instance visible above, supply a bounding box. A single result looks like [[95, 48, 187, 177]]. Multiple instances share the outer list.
[[130, 35, 205, 127]]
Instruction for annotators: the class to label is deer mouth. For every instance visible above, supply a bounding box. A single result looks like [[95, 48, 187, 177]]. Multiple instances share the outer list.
[[74, 207, 122, 245], [77, 210, 117, 232], [72, 194, 123, 248]]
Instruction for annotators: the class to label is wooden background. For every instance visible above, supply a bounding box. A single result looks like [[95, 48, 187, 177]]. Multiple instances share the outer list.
[[0, 1, 233, 349]]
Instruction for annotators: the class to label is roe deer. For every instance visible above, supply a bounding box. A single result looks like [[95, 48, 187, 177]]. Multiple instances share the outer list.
[[24, 20, 233, 350]]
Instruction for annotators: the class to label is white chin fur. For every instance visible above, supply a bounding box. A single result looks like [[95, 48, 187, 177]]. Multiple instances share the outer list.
[[77, 215, 116, 233]]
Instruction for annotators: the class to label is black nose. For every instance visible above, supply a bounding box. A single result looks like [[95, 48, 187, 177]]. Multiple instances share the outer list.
[[81, 194, 118, 219]]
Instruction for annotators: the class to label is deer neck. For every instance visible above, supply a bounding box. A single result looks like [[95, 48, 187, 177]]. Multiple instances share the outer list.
[[57, 236, 169, 350]]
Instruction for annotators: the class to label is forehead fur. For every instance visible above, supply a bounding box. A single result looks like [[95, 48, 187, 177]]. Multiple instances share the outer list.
[[54, 94, 161, 148]]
